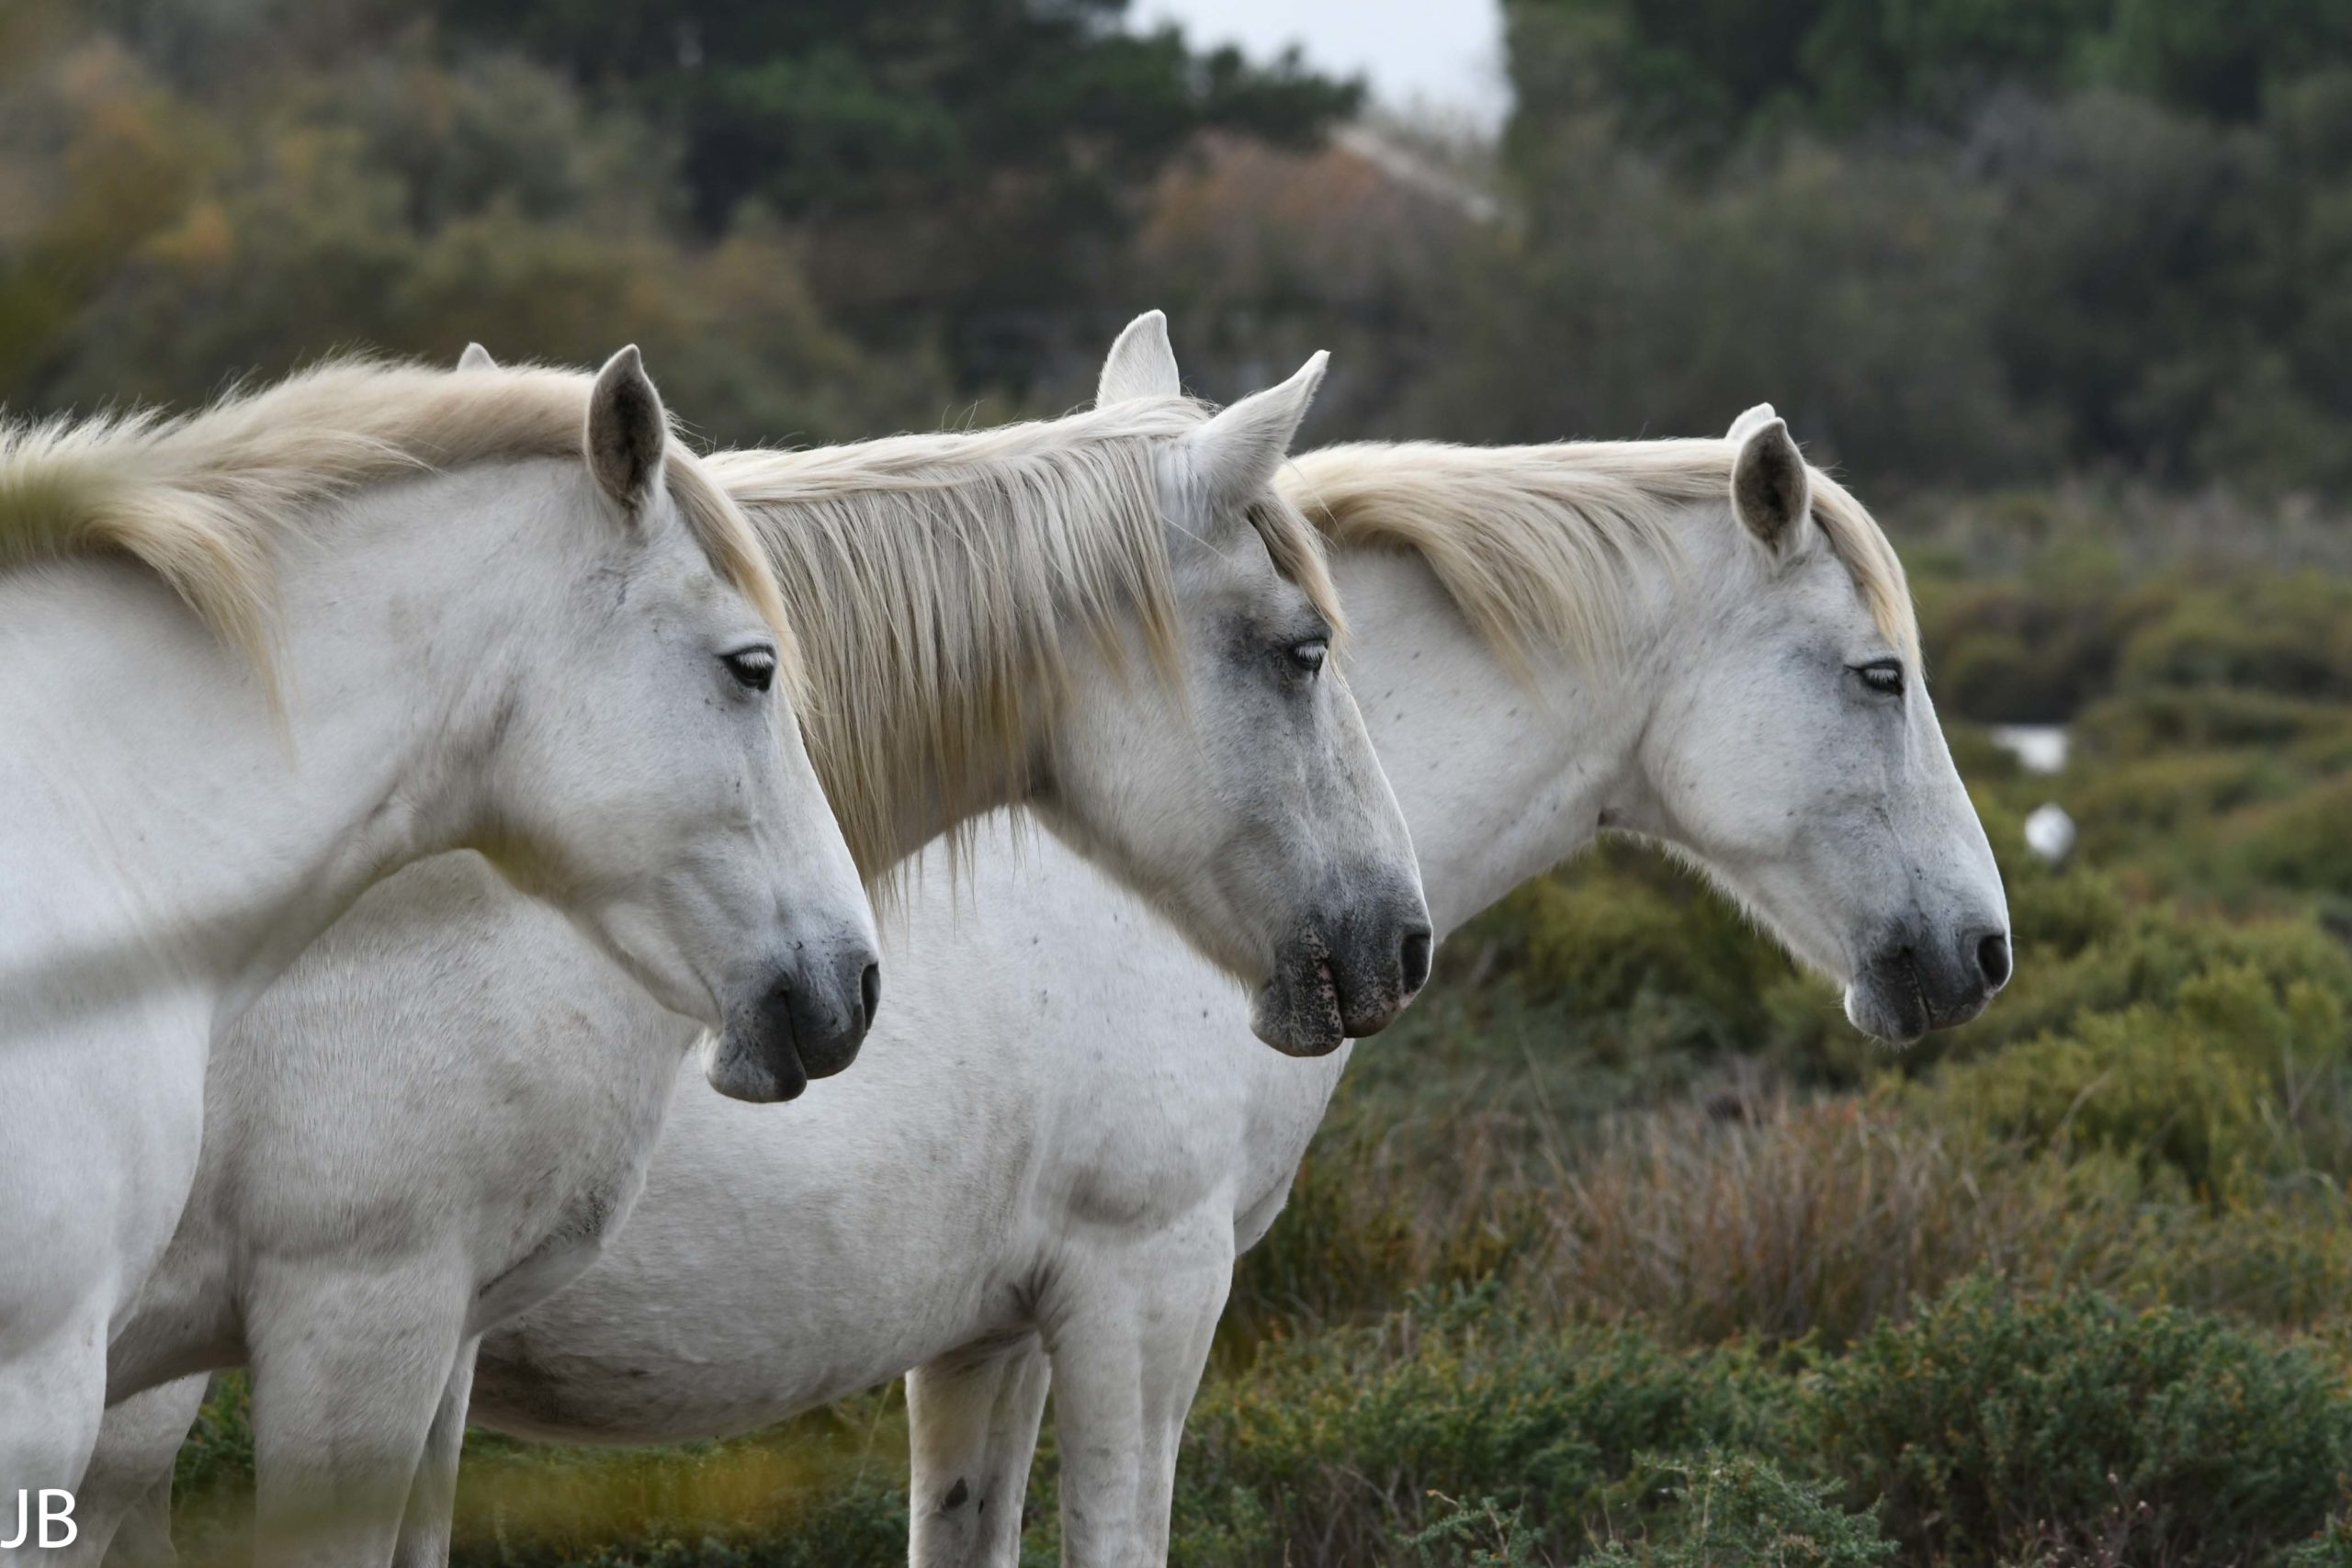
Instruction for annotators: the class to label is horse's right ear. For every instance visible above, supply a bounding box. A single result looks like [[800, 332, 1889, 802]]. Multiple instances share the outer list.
[[585, 345, 669, 513], [1731, 412, 1810, 551], [457, 343, 497, 371], [1099, 310, 1181, 405]]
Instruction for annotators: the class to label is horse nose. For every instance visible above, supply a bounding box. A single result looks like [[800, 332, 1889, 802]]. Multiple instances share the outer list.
[[1970, 929, 2012, 994], [779, 942, 878, 1081], [1399, 927, 1434, 998]]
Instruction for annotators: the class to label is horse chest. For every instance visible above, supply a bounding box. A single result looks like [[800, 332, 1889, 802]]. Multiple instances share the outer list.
[[470, 1145, 655, 1333]]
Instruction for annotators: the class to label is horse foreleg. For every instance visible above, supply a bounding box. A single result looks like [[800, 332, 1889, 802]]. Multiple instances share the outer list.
[[907, 1333, 1050, 1568], [390, 1337, 474, 1568], [246, 1266, 469, 1568], [0, 1297, 110, 1557], [1043, 1217, 1233, 1568], [67, 1376, 207, 1568]]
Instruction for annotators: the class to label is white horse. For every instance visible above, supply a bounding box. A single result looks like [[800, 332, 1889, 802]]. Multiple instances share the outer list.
[[75, 321, 1430, 1565], [0, 349, 875, 1502], [404, 407, 2001, 1566]]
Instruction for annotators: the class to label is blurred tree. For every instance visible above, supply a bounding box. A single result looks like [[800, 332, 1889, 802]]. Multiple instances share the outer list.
[[1506, 0, 2352, 150], [424, 0, 1362, 389], [0, 23, 953, 444]]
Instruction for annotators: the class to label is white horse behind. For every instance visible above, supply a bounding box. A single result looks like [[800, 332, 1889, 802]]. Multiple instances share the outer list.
[[0, 350, 873, 1498], [405, 407, 2002, 1565], [75, 321, 1430, 1565]]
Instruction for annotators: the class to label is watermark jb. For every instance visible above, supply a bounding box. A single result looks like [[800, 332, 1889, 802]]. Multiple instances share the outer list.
[[3, 1490, 76, 1549]]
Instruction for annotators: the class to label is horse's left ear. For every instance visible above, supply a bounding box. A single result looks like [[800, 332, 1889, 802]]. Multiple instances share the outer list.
[[585, 345, 669, 513], [1182, 351, 1327, 515], [1731, 412, 1810, 550], [1099, 310, 1181, 405]]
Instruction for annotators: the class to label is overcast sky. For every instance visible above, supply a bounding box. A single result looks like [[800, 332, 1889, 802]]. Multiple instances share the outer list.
[[1138, 0, 1510, 132]]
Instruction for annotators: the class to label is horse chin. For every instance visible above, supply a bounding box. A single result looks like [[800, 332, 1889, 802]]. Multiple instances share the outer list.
[[1249, 948, 1349, 1058], [703, 1031, 810, 1103], [1843, 979, 1929, 1049]]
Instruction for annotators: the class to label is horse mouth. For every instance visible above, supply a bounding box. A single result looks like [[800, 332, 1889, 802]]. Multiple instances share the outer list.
[[1250, 945, 1349, 1058], [705, 1031, 810, 1103], [1848, 948, 1991, 1044]]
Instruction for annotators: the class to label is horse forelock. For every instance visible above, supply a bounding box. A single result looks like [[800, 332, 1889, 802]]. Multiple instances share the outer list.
[[711, 395, 1310, 889]]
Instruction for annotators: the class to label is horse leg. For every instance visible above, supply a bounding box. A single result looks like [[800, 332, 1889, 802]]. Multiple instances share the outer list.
[[65, 1377, 209, 1568], [0, 1298, 109, 1547], [1045, 1219, 1234, 1568], [246, 1265, 469, 1568], [390, 1339, 475, 1568], [907, 1334, 1051, 1568]]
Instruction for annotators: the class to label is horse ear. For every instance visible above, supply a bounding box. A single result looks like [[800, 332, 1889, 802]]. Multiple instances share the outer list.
[[457, 343, 497, 371], [1099, 310, 1181, 405], [1182, 351, 1327, 515], [585, 345, 669, 513], [1731, 414, 1810, 550], [1725, 402, 1778, 445]]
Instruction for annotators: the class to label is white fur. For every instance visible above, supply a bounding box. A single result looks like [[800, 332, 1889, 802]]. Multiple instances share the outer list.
[[68, 333, 1428, 1567], [83, 423, 2001, 1565], [0, 353, 872, 1510]]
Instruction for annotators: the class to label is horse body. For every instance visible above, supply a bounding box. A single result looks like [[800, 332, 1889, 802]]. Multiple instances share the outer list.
[[75, 323, 1429, 1566], [442, 414, 2009, 1566], [1, 352, 876, 1504]]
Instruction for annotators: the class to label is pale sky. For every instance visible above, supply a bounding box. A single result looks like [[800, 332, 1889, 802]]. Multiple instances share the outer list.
[[1138, 0, 1510, 132]]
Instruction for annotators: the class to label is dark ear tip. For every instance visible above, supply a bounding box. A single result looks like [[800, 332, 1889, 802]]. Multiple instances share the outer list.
[[595, 344, 650, 388]]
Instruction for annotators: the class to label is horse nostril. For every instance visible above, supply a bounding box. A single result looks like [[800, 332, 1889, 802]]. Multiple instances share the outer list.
[[859, 963, 882, 1030], [1976, 932, 2012, 992], [1399, 929, 1433, 997]]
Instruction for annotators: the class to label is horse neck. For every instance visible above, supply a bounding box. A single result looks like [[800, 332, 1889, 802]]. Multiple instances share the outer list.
[[1329, 543, 1674, 940], [761, 444, 1158, 877], [0, 464, 544, 1025]]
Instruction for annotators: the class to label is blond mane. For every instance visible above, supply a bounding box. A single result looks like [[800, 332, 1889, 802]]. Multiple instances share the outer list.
[[1281, 438, 1917, 671], [711, 395, 1341, 884], [0, 357, 791, 681]]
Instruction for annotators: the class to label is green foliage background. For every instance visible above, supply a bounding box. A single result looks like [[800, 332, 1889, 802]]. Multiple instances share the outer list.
[[19, 0, 2352, 1562]]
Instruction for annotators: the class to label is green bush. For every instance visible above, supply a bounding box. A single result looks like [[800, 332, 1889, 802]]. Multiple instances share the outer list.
[[1813, 1275, 2352, 1566], [1938, 900, 2352, 1066], [1584, 1453, 1894, 1567], [1179, 1288, 1789, 1565], [1930, 1002, 2272, 1190], [2116, 572, 2352, 704]]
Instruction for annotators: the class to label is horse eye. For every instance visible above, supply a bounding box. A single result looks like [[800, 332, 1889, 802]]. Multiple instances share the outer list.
[[1288, 638, 1329, 674], [722, 647, 777, 693], [1855, 659, 1905, 697]]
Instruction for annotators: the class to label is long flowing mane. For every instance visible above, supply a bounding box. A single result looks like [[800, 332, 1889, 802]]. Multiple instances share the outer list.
[[0, 358, 789, 678], [1281, 438, 1917, 669], [711, 396, 1342, 883]]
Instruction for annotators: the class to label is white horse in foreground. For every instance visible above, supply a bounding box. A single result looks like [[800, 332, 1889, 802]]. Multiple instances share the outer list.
[[0, 350, 875, 1499], [421, 408, 1999, 1564], [77, 321, 1430, 1564]]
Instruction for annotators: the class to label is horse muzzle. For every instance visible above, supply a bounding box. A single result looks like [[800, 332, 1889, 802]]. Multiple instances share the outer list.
[[707, 942, 882, 1102], [1249, 879, 1435, 1057], [1846, 921, 2011, 1045]]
